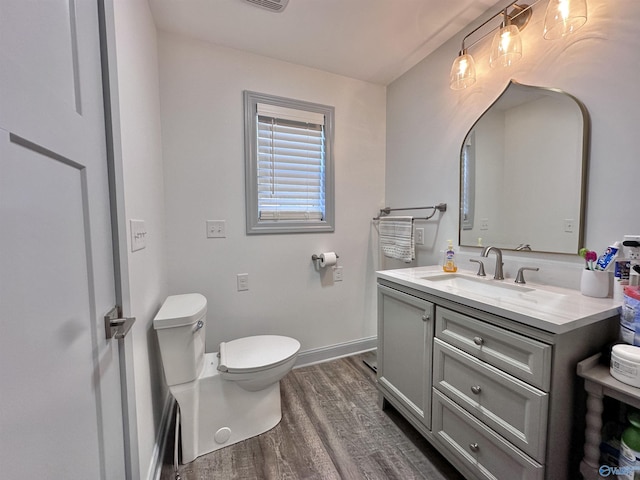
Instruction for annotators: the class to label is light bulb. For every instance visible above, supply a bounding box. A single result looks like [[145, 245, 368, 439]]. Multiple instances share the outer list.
[[450, 51, 476, 90], [543, 0, 587, 39], [490, 24, 522, 68]]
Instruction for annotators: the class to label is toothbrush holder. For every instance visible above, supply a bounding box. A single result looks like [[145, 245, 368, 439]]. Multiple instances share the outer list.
[[580, 269, 611, 298]]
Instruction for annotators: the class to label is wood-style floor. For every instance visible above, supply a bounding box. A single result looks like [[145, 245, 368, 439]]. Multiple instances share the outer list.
[[160, 353, 464, 480]]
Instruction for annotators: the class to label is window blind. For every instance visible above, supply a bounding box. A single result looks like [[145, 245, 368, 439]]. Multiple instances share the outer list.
[[257, 107, 326, 221]]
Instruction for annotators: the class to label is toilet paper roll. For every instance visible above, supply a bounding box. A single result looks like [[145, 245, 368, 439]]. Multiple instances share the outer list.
[[319, 252, 337, 268]]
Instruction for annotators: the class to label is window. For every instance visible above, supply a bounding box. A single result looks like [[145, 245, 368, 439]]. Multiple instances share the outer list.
[[244, 91, 335, 234], [461, 131, 475, 230]]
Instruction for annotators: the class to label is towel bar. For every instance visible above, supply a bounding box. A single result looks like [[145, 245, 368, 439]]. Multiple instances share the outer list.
[[373, 203, 447, 220]]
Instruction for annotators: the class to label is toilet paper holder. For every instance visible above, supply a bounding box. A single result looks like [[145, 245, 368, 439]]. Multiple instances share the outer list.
[[311, 253, 339, 262]]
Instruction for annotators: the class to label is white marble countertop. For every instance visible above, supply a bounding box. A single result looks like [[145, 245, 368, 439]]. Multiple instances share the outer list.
[[377, 265, 621, 334]]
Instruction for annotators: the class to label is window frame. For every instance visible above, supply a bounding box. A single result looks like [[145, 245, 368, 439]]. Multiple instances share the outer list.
[[244, 91, 335, 234], [461, 131, 475, 231]]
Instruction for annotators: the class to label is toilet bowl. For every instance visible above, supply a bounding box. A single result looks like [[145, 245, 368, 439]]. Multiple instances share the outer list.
[[153, 293, 300, 463]]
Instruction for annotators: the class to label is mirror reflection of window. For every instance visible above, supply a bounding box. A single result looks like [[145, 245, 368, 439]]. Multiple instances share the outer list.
[[461, 131, 475, 231]]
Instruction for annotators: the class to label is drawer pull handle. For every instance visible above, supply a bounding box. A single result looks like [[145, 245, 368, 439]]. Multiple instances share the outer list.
[[422, 313, 430, 321], [473, 336, 484, 346], [469, 442, 480, 452], [471, 385, 482, 395]]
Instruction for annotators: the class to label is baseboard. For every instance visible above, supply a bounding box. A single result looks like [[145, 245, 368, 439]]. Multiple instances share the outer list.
[[148, 392, 176, 480], [294, 336, 377, 368]]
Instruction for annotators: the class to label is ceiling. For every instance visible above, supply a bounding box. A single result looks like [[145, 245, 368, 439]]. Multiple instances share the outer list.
[[149, 0, 502, 85]]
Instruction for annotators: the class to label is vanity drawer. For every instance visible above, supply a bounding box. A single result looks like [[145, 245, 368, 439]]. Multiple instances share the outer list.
[[432, 389, 544, 480], [433, 338, 548, 461], [435, 308, 552, 390]]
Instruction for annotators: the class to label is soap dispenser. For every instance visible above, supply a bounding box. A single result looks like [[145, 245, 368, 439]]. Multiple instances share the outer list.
[[443, 240, 457, 273]]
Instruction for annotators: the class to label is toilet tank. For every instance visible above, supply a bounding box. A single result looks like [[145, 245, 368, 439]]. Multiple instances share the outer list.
[[153, 293, 207, 386]]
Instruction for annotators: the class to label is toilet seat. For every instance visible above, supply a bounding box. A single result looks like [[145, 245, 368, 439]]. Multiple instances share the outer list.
[[218, 335, 300, 374]]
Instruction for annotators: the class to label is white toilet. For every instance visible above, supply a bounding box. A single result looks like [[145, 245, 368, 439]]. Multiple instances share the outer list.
[[153, 293, 300, 464]]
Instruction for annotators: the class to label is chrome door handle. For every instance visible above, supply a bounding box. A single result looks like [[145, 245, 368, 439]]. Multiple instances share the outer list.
[[471, 385, 482, 395], [473, 336, 484, 346], [104, 306, 136, 340], [469, 442, 479, 452], [422, 313, 430, 321]]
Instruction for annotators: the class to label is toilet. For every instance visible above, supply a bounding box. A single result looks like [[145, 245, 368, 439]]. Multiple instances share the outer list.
[[153, 293, 300, 464]]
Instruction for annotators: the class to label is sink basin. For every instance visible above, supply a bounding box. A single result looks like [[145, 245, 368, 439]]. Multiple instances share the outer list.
[[420, 273, 566, 304], [422, 273, 533, 295]]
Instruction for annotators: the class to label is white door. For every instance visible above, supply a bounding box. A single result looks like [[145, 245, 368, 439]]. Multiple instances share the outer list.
[[0, 1, 126, 479]]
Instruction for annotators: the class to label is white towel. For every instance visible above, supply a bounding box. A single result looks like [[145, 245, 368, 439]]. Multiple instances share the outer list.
[[379, 216, 414, 263]]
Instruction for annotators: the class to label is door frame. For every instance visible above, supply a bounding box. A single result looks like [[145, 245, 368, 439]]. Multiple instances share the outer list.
[[97, 1, 139, 477]]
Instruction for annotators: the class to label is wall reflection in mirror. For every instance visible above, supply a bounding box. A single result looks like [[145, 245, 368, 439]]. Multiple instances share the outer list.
[[459, 81, 589, 254]]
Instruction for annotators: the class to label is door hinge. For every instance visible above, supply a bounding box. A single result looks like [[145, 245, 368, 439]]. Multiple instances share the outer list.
[[105, 306, 136, 340]]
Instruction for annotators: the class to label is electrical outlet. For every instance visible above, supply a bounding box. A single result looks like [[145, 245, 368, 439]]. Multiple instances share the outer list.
[[206, 220, 226, 238], [415, 228, 425, 245], [480, 218, 489, 231], [236, 273, 249, 291], [333, 266, 343, 282]]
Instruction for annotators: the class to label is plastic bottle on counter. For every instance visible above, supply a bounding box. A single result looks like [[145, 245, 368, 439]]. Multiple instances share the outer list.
[[615, 260, 631, 302], [619, 410, 640, 479], [443, 240, 457, 273]]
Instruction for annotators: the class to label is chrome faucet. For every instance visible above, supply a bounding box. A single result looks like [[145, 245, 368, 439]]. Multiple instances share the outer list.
[[481, 246, 504, 280]]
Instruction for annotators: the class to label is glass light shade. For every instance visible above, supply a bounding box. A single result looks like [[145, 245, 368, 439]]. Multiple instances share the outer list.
[[489, 24, 522, 68], [543, 0, 587, 39], [450, 53, 476, 90]]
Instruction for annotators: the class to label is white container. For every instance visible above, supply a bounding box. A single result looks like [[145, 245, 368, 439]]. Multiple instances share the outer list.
[[611, 344, 640, 388], [580, 269, 610, 298]]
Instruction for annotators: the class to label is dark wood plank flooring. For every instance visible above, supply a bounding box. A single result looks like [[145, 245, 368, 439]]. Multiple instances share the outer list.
[[160, 353, 464, 480]]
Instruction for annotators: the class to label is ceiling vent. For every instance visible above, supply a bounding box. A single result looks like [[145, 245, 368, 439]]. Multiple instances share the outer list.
[[242, 0, 289, 13]]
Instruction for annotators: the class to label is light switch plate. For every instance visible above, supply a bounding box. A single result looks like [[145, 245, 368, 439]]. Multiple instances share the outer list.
[[130, 219, 146, 252], [207, 220, 226, 238]]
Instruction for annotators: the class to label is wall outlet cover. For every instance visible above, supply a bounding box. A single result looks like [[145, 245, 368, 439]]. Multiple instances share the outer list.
[[333, 266, 343, 282], [237, 273, 249, 291]]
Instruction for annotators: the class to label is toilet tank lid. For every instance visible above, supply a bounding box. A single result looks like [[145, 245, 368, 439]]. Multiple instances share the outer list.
[[153, 293, 207, 329]]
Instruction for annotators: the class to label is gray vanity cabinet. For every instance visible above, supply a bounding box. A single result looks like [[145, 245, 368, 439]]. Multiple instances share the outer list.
[[376, 276, 619, 480], [377, 283, 434, 432]]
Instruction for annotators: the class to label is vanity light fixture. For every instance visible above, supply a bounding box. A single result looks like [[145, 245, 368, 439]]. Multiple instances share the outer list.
[[489, 7, 524, 68], [450, 47, 477, 90], [449, 0, 588, 90], [543, 0, 588, 39], [450, 2, 531, 90]]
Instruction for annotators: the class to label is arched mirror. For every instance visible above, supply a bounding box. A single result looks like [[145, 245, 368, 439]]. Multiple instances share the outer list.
[[459, 81, 589, 254]]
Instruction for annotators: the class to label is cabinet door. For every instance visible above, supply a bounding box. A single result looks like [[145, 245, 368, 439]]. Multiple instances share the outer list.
[[378, 284, 434, 428]]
